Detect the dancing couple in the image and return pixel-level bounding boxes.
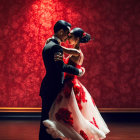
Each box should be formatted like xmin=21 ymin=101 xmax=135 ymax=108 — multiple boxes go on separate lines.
xmin=39 ymin=20 xmax=110 ymax=140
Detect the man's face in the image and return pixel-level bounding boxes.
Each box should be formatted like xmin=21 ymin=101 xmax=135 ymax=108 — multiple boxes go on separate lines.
xmin=61 ymin=29 xmax=70 ymax=42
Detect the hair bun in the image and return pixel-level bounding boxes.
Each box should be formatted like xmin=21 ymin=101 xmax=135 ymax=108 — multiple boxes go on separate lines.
xmin=80 ymin=33 xmax=91 ymax=43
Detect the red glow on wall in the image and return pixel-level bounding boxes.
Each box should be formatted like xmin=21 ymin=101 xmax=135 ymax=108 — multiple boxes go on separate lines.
xmin=0 ymin=0 xmax=139 ymax=108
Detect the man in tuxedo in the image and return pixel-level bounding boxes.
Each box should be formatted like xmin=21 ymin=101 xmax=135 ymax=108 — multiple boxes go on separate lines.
xmin=39 ymin=20 xmax=84 ymax=140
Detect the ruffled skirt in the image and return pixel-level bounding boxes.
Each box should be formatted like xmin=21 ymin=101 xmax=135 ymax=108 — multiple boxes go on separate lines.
xmin=43 ymin=79 xmax=110 ymax=140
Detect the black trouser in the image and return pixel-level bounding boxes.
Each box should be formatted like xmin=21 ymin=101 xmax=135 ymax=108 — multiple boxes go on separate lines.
xmin=39 ymin=96 xmax=61 ymax=140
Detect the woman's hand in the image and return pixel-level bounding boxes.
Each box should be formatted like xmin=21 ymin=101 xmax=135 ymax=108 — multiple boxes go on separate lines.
xmin=54 ymin=52 xmax=63 ymax=61
xmin=46 ymin=38 xmax=52 ymax=44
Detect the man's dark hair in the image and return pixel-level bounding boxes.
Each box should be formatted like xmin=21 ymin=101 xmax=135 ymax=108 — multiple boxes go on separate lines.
xmin=54 ymin=20 xmax=71 ymax=34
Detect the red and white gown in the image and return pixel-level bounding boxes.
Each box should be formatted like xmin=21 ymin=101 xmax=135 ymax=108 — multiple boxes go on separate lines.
xmin=43 ymin=58 xmax=110 ymax=140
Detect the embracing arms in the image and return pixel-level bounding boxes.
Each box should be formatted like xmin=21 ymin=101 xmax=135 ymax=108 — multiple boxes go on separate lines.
xmin=53 ymin=45 xmax=84 ymax=76
xmin=61 ymin=46 xmax=80 ymax=56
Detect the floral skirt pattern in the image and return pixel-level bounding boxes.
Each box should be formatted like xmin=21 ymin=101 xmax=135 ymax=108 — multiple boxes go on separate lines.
xmin=43 ymin=78 xmax=110 ymax=140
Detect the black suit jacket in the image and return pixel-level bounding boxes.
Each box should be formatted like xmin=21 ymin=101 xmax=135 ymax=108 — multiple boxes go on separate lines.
xmin=39 ymin=39 xmax=80 ymax=100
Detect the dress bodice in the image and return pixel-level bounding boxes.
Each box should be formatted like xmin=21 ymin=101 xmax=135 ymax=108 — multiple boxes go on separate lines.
xmin=63 ymin=57 xmax=81 ymax=80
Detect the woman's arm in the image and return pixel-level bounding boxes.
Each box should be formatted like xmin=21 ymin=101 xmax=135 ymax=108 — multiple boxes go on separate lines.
xmin=61 ymin=46 xmax=80 ymax=56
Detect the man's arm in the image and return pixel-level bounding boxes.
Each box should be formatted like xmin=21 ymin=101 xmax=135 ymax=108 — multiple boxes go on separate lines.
xmin=53 ymin=45 xmax=83 ymax=76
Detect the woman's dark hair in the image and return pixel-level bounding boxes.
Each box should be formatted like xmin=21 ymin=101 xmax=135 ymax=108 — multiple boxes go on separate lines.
xmin=70 ymin=28 xmax=91 ymax=43
xmin=54 ymin=20 xmax=71 ymax=33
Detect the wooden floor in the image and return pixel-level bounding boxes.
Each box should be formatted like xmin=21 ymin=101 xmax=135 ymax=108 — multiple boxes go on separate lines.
xmin=0 ymin=120 xmax=140 ymax=140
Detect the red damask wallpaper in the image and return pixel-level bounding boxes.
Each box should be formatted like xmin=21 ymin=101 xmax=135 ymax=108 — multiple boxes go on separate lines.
xmin=0 ymin=0 xmax=140 ymax=108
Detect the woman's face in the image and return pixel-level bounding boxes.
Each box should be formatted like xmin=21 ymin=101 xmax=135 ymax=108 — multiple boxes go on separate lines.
xmin=68 ymin=33 xmax=79 ymax=46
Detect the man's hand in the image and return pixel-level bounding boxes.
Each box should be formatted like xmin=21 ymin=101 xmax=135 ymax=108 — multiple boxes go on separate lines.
xmin=54 ymin=52 xmax=63 ymax=61
xmin=78 ymin=67 xmax=85 ymax=77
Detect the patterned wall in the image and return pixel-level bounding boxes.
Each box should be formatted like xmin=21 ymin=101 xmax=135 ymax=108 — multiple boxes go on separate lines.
xmin=0 ymin=0 xmax=140 ymax=108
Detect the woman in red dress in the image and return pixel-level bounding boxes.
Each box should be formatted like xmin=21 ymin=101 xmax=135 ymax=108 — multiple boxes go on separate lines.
xmin=43 ymin=28 xmax=110 ymax=140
